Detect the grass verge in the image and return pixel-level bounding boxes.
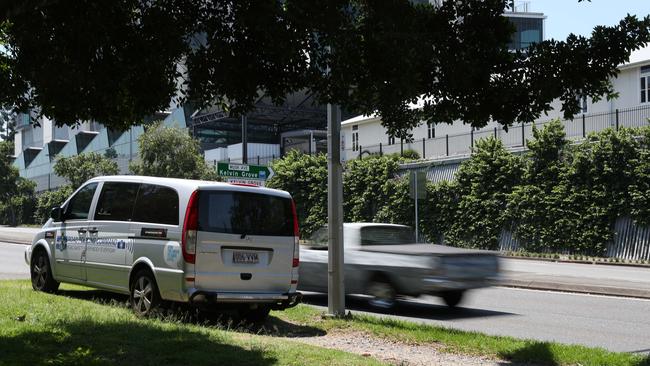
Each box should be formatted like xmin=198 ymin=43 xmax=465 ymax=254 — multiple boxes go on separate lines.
xmin=0 ymin=280 xmax=382 ymax=366
xmin=274 ymin=304 xmax=650 ymax=366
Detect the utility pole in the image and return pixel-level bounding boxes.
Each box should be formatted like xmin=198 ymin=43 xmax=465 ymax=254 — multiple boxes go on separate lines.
xmin=327 ymin=103 xmax=345 ymax=317
xmin=241 ymin=115 xmax=248 ymax=164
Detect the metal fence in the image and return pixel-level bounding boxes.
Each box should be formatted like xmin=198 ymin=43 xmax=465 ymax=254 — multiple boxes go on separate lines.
xmin=498 ymin=218 xmax=650 ymax=261
xmin=347 ymin=104 xmax=650 ymax=161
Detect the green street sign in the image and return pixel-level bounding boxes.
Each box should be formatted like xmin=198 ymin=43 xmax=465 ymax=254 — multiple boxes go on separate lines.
xmin=217 ymin=162 xmax=275 ymax=181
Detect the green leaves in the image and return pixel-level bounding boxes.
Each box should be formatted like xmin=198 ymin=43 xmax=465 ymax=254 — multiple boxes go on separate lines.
xmin=0 ymin=140 xmax=36 ymax=225
xmin=2 ymin=1 xmax=649 ymax=136
xmin=129 ymin=123 xmax=217 ymax=181
xmin=54 ymin=153 xmax=119 ymax=189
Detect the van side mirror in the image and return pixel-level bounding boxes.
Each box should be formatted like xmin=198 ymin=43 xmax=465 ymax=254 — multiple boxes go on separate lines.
xmin=50 ymin=207 xmax=64 ymax=222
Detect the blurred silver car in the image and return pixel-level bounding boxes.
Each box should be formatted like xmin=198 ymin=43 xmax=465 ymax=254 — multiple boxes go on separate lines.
xmin=298 ymin=223 xmax=500 ymax=309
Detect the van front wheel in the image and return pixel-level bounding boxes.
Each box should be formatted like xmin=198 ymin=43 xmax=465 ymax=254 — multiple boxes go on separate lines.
xmin=130 ymin=270 xmax=161 ymax=317
xmin=30 ymin=249 xmax=59 ymax=293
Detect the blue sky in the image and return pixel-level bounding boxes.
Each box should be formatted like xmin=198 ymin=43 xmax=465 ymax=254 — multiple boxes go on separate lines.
xmin=528 ymin=0 xmax=650 ymax=40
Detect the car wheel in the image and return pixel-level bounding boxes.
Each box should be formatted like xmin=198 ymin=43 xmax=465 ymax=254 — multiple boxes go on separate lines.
xmin=30 ymin=249 xmax=59 ymax=293
xmin=239 ymin=305 xmax=271 ymax=324
xmin=441 ymin=290 xmax=464 ymax=308
xmin=130 ymin=270 xmax=161 ymax=317
xmin=366 ymin=278 xmax=397 ymax=310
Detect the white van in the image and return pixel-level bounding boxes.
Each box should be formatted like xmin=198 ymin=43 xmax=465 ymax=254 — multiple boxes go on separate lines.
xmin=25 ymin=176 xmax=301 ymax=320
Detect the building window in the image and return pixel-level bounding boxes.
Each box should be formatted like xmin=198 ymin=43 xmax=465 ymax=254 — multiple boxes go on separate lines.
xmin=576 ymin=95 xmax=588 ymax=114
xmin=641 ymin=66 xmax=650 ymax=104
xmin=388 ymin=135 xmax=395 ymax=146
xmin=352 ymin=125 xmax=359 ymax=151
xmin=427 ymin=122 xmax=435 ymax=139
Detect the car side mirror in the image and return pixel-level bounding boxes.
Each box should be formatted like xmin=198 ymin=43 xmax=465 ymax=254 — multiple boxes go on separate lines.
xmin=50 ymin=207 xmax=64 ymax=222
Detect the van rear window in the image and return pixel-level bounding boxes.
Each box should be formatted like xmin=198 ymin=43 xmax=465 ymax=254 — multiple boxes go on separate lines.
xmin=198 ymin=191 xmax=294 ymax=237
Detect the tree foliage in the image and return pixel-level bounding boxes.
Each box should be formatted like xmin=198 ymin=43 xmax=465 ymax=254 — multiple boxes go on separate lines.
xmin=33 ymin=185 xmax=74 ymax=224
xmin=630 ymin=128 xmax=650 ymax=226
xmin=0 ymin=140 xmax=35 ymax=225
xmin=506 ymin=120 xmax=570 ymax=252
xmin=53 ymin=152 xmax=119 ymax=189
xmin=445 ymin=137 xmax=524 ymax=249
xmin=130 ymin=123 xmax=217 ymax=180
xmin=344 ymin=155 xmax=403 ymax=222
xmin=1 ymin=1 xmax=649 ymax=137
xmin=267 ymin=151 xmax=328 ymax=237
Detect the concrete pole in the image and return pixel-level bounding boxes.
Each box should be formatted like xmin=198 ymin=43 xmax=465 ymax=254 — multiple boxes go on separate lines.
xmin=327 ymin=103 xmax=345 ymax=317
xmin=242 ymin=115 xmax=248 ymax=164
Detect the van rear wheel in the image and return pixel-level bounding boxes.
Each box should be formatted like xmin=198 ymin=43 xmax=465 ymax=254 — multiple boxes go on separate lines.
xmin=130 ymin=270 xmax=161 ymax=317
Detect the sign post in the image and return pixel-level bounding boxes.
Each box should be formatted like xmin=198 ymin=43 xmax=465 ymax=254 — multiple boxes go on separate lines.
xmin=409 ymin=171 xmax=427 ymax=243
xmin=216 ymin=162 xmax=274 ymax=186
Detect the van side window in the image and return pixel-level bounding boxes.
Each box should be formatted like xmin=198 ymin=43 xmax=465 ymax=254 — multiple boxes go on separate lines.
xmin=64 ymin=183 xmax=98 ymax=220
xmin=132 ymin=184 xmax=179 ymax=225
xmin=95 ymin=182 xmax=140 ymax=221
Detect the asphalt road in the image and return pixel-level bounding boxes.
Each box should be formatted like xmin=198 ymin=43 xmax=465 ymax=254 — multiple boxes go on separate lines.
xmin=2 ymin=241 xmax=649 ymax=354
xmin=501 ymin=257 xmax=650 ymax=284
xmin=301 ymin=289 xmax=650 ymax=354
xmin=0 ymin=242 xmax=29 ymax=280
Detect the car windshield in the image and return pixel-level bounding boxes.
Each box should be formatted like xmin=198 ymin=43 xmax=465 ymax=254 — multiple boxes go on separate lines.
xmin=360 ymin=226 xmax=415 ymax=245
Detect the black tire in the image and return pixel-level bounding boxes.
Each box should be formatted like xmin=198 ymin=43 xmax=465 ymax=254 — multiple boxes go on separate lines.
xmin=130 ymin=270 xmax=161 ymax=317
xmin=441 ymin=290 xmax=465 ymax=308
xmin=366 ymin=276 xmax=397 ymax=311
xmin=239 ymin=305 xmax=271 ymax=324
xmin=30 ymin=249 xmax=59 ymax=293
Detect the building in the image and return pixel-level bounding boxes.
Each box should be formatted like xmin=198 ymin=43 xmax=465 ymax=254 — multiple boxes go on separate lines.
xmin=11 ymin=108 xmax=188 ymax=192
xmin=340 ymin=6 xmax=650 ymax=162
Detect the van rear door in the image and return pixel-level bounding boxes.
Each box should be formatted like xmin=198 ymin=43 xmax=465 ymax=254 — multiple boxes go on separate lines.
xmin=194 ymin=189 xmax=296 ymax=294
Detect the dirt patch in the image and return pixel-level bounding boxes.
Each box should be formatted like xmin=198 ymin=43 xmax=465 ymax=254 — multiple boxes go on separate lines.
xmin=288 ymin=329 xmax=511 ymax=366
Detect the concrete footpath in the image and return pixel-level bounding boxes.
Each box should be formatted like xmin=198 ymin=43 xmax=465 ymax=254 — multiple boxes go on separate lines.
xmin=2 ymin=226 xmax=650 ymax=299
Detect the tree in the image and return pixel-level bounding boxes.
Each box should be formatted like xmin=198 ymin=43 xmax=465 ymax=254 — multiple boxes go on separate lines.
xmin=33 ymin=186 xmax=74 ymax=224
xmin=54 ymin=152 xmax=119 ymax=189
xmin=344 ymin=155 xmax=402 ymax=222
xmin=0 ymin=140 xmax=35 ymax=225
xmin=1 ymin=1 xmax=649 ymax=137
xmin=267 ymin=151 xmax=328 ymax=237
xmin=129 ymin=123 xmax=218 ymax=180
xmin=0 ymin=108 xmax=16 ymax=141
xmin=506 ymin=120 xmax=570 ymax=252
xmin=446 ymin=137 xmax=524 ymax=249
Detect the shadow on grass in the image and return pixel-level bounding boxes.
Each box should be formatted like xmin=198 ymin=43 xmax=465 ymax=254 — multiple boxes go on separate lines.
xmin=497 ymin=342 xmax=650 ymax=366
xmin=56 ymin=288 xmax=326 ymax=338
xmin=499 ymin=342 xmax=559 ymax=366
xmin=301 ymin=293 xmax=515 ymax=321
xmin=0 ymin=319 xmax=277 ymax=366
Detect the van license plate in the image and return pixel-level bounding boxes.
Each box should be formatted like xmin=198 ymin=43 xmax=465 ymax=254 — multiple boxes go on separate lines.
xmin=233 ymin=251 xmax=259 ymax=264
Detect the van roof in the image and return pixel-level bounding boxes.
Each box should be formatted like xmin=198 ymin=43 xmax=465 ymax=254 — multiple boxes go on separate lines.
xmin=86 ymin=175 xmax=291 ymax=199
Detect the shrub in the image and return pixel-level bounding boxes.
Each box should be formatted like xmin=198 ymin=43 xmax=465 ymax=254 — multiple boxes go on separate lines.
xmin=34 ymin=186 xmax=75 ymax=224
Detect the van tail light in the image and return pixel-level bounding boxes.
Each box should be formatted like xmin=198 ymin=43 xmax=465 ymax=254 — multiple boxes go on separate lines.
xmin=291 ymin=199 xmax=300 ymax=268
xmin=182 ymin=190 xmax=199 ymax=264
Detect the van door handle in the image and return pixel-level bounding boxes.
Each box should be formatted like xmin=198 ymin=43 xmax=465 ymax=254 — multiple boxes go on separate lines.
xmin=88 ymin=228 xmax=98 ymax=234
xmin=77 ymin=229 xmax=87 ymax=234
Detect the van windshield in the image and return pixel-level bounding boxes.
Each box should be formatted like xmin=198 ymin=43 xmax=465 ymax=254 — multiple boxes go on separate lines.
xmin=198 ymin=191 xmax=294 ymax=237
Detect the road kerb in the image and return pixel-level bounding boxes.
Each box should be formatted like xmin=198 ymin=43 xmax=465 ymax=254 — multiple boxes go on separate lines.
xmin=499 ymin=278 xmax=650 ymax=300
